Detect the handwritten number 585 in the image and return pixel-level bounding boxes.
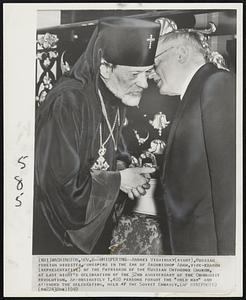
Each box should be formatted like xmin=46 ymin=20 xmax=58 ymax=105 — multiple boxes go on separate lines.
xmin=15 ymin=156 xmax=28 ymax=208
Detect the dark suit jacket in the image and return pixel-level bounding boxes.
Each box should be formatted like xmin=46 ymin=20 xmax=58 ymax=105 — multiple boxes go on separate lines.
xmin=160 ymin=63 xmax=236 ymax=255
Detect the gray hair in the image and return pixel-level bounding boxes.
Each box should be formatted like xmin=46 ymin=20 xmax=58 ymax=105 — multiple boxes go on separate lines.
xmin=159 ymin=30 xmax=207 ymax=58
xmin=158 ymin=30 xmax=229 ymax=70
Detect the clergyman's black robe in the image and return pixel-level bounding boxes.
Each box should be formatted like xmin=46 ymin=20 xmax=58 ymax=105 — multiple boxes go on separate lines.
xmin=33 ymin=77 xmax=128 ymax=254
xmin=33 ymin=26 xmax=129 ymax=254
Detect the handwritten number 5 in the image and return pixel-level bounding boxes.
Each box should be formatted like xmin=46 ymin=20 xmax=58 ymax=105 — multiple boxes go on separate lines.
xmin=15 ymin=193 xmax=23 ymax=207
xmin=18 ymin=156 xmax=28 ymax=169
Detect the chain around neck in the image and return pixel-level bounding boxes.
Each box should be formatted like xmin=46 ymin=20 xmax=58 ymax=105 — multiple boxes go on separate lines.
xmin=98 ymin=89 xmax=120 ymax=151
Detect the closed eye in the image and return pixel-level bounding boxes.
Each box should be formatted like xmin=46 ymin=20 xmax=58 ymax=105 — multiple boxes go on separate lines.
xmin=132 ymin=69 xmax=154 ymax=77
xmin=131 ymin=72 xmax=141 ymax=77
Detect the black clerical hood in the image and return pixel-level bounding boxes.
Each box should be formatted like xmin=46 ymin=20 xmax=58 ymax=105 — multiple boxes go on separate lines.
xmin=98 ymin=17 xmax=160 ymax=66
xmin=69 ymin=17 xmax=160 ymax=86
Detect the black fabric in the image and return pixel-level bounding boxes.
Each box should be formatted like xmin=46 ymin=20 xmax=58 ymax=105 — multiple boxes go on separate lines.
xmin=160 ymin=63 xmax=236 ymax=255
xmin=98 ymin=17 xmax=160 ymax=66
xmin=33 ymin=21 xmax=130 ymax=254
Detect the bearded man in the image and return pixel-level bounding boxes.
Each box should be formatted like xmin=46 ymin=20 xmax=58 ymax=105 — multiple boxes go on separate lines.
xmin=33 ymin=17 xmax=160 ymax=254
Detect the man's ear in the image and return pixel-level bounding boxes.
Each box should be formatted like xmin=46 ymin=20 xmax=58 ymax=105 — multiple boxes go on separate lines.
xmin=100 ymin=63 xmax=112 ymax=79
xmin=176 ymin=45 xmax=189 ymax=64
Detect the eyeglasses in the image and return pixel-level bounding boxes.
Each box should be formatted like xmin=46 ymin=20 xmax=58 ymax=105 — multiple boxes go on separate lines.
xmin=155 ymin=46 xmax=175 ymax=59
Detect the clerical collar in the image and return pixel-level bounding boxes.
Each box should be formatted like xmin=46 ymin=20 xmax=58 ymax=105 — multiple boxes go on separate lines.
xmin=98 ymin=77 xmax=123 ymax=107
xmin=180 ymin=62 xmax=206 ymax=100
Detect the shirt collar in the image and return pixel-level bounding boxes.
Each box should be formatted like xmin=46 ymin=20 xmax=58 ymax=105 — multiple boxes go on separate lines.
xmin=180 ymin=63 xmax=206 ymax=100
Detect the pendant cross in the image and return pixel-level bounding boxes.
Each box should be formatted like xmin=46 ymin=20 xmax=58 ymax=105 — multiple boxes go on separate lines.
xmin=147 ymin=34 xmax=155 ymax=49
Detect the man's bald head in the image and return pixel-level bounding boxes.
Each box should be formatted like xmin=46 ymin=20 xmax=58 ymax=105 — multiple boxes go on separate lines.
xmin=153 ymin=31 xmax=207 ymax=96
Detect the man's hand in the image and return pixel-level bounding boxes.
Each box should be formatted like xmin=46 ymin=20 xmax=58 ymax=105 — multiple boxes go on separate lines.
xmin=120 ymin=167 xmax=155 ymax=200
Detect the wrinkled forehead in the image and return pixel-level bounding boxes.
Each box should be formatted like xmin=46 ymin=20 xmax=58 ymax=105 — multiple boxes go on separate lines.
xmin=116 ymin=65 xmax=154 ymax=72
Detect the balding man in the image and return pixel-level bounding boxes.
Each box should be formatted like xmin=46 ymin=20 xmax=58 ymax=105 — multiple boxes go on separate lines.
xmin=151 ymin=28 xmax=236 ymax=255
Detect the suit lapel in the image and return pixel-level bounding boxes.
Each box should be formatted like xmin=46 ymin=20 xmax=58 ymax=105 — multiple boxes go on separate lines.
xmin=160 ymin=93 xmax=189 ymax=182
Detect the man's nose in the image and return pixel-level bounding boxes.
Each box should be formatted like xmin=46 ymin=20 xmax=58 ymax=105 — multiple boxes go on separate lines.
xmin=136 ymin=72 xmax=148 ymax=89
xmin=148 ymin=69 xmax=160 ymax=81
